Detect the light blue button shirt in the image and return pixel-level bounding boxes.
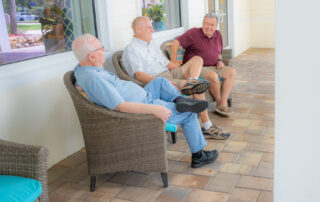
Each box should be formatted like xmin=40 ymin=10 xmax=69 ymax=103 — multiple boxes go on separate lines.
xmin=122 ymin=37 xmax=170 ymax=77
xmin=74 ymin=65 xmax=147 ymax=110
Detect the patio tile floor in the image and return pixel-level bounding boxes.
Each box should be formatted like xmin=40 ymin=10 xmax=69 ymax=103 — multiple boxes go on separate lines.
xmin=48 ymin=48 xmax=274 ymax=201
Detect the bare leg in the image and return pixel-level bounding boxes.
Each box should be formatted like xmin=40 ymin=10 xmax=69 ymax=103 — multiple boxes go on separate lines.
xmin=180 ymin=56 xmax=203 ymax=79
xmin=193 ymin=93 xmax=209 ymax=123
xmin=220 ymin=68 xmax=236 ymax=107
xmin=204 ymin=71 xmax=221 ymax=104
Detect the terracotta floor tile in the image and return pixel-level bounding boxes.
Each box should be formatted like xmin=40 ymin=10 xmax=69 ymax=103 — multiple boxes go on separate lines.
xmin=52 ymin=182 xmax=90 ymax=200
xmin=232 ymin=119 xmax=252 ymax=127
xmin=261 ymin=152 xmax=274 ymax=162
xmin=237 ymin=176 xmax=273 ymax=191
xmin=219 ymin=163 xmax=256 ymax=175
xmin=223 ymin=141 xmax=247 ymax=153
xmin=254 ymin=161 xmax=274 ymax=178
xmin=85 ymin=182 xmax=124 ymax=201
xmin=168 ymin=160 xmax=193 ymax=173
xmin=79 ymin=173 xmax=111 ymax=187
xmin=204 ymin=141 xmax=226 ymax=151
xmin=108 ymin=172 xmax=150 ymax=186
xmin=228 ymin=188 xmax=260 ymax=202
xmin=167 ymin=150 xmax=184 ymax=160
xmin=231 ymin=134 xmax=260 ymax=143
xmin=236 ymin=151 xmax=263 ymax=166
xmin=111 ymin=199 xmax=132 ymax=202
xmin=257 ymin=191 xmax=273 ymax=202
xmin=216 ymin=152 xmax=239 ymax=163
xmin=48 ymin=165 xmax=70 ymax=184
xmin=206 ymin=173 xmax=240 ymax=193
xmin=190 ymin=161 xmax=221 ymax=177
xmin=142 ymin=172 xmax=175 ymax=189
xmin=246 ymin=143 xmax=274 ymax=152
xmin=171 ymin=174 xmax=210 ymax=189
xmin=184 ymin=189 xmax=229 ymax=202
xmin=115 ymin=186 xmax=162 ymax=202
xmin=61 ymin=163 xmax=88 ymax=183
xmin=259 ymin=133 xmax=275 ymax=145
xmin=154 ymin=186 xmax=191 ymax=202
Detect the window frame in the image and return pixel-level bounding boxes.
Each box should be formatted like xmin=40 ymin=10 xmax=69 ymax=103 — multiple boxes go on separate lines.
xmin=0 ymin=0 xmax=113 ymax=90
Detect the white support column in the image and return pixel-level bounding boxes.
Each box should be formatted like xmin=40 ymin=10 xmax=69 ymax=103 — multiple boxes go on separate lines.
xmin=0 ymin=0 xmax=10 ymax=51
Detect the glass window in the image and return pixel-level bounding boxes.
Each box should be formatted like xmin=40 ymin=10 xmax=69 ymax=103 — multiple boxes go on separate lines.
xmin=141 ymin=0 xmax=181 ymax=32
xmin=0 ymin=0 xmax=97 ymax=65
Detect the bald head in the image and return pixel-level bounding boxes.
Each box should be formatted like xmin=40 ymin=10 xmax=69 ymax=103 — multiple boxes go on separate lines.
xmin=72 ymin=34 xmax=105 ymax=67
xmin=131 ymin=16 xmax=154 ymax=43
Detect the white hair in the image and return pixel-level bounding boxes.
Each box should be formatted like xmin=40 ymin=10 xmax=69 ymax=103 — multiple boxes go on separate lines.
xmin=203 ymin=12 xmax=219 ymax=23
xmin=72 ymin=34 xmax=97 ymax=62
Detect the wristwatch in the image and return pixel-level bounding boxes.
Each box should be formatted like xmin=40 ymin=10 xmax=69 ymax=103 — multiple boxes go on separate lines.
xmin=217 ymin=58 xmax=222 ymax=62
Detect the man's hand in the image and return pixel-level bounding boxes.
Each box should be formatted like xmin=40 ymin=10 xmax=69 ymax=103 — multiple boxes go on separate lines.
xmin=152 ymin=105 xmax=172 ymax=123
xmin=217 ymin=61 xmax=225 ymax=69
xmin=167 ymin=61 xmax=180 ymax=70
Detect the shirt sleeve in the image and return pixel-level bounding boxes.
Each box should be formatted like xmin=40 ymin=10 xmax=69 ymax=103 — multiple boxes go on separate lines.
xmin=122 ymin=46 xmax=144 ymax=78
xmin=84 ymin=76 xmax=124 ymax=110
xmin=218 ymin=31 xmax=223 ymax=54
xmin=177 ymin=28 xmax=196 ymax=49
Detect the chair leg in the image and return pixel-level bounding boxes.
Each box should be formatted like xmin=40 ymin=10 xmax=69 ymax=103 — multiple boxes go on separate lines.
xmin=227 ymin=98 xmax=232 ymax=107
xmin=90 ymin=175 xmax=96 ymax=192
xmin=171 ymin=132 xmax=177 ymax=144
xmin=161 ymin=172 xmax=168 ymax=187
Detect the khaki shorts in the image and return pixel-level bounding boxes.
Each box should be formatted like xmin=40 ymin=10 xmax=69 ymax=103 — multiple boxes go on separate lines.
xmin=156 ymin=68 xmax=185 ymax=87
xmin=200 ymin=66 xmax=231 ymax=79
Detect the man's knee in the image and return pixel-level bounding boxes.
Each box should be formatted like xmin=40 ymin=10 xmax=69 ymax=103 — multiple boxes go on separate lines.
xmin=205 ymin=71 xmax=219 ymax=84
xmin=191 ymin=56 xmax=203 ymax=66
xmin=224 ymin=68 xmax=236 ymax=80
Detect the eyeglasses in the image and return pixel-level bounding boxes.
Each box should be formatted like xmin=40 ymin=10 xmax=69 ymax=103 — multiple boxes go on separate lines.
xmin=90 ymin=46 xmax=106 ymax=54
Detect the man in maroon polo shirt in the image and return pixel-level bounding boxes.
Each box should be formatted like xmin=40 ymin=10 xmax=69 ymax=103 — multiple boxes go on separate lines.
xmin=170 ymin=13 xmax=236 ymax=118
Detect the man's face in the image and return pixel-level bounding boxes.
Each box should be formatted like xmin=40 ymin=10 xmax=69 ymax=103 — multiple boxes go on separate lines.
xmin=202 ymin=17 xmax=217 ymax=38
xmin=88 ymin=39 xmax=105 ymax=67
xmin=136 ymin=19 xmax=154 ymax=43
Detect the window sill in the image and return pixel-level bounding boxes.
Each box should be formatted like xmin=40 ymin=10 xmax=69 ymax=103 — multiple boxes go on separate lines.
xmin=152 ymin=27 xmax=185 ymax=39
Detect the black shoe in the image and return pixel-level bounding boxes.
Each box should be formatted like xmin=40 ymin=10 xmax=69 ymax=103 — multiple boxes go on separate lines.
xmin=191 ymin=150 xmax=219 ymax=168
xmin=181 ymin=79 xmax=209 ymax=96
xmin=174 ymin=96 xmax=208 ymax=113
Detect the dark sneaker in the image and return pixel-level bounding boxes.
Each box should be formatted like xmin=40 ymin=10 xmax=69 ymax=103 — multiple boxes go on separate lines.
xmin=202 ymin=125 xmax=231 ymax=140
xmin=215 ymin=105 xmax=233 ymax=117
xmin=191 ymin=150 xmax=219 ymax=168
xmin=181 ymin=79 xmax=209 ymax=96
xmin=174 ymin=96 xmax=208 ymax=113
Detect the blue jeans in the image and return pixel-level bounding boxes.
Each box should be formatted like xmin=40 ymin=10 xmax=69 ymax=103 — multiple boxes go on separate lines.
xmin=144 ymin=77 xmax=207 ymax=153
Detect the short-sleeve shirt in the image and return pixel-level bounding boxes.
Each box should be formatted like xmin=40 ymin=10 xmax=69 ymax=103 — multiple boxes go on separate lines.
xmin=74 ymin=65 xmax=147 ymax=110
xmin=177 ymin=28 xmax=223 ymax=66
xmin=122 ymin=37 xmax=169 ymax=77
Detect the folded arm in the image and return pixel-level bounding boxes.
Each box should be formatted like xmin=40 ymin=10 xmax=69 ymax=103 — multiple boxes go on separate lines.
xmin=115 ymin=102 xmax=172 ymax=123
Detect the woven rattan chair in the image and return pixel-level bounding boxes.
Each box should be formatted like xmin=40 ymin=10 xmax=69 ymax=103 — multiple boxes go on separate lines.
xmin=0 ymin=139 xmax=49 ymax=202
xmin=112 ymin=50 xmax=178 ymax=143
xmin=63 ymin=71 xmax=168 ymax=192
xmin=160 ymin=39 xmax=233 ymax=108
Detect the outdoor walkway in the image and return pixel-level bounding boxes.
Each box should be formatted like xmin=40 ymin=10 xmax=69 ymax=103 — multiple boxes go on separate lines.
xmin=48 ymin=48 xmax=275 ymax=202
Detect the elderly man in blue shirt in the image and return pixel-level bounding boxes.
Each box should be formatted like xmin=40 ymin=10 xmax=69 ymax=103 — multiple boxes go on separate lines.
xmin=71 ymin=34 xmax=219 ymax=168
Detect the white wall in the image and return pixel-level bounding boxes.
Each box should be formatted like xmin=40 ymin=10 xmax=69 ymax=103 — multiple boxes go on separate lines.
xmin=233 ymin=0 xmax=251 ymax=56
xmin=275 ymin=0 xmax=320 ymax=201
xmin=232 ymin=0 xmax=274 ymax=56
xmin=251 ymin=0 xmax=274 ymax=48
xmin=188 ymin=0 xmax=207 ymax=28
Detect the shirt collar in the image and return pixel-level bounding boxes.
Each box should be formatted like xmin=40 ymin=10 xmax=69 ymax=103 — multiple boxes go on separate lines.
xmin=200 ymin=28 xmax=217 ymax=39
xmin=74 ymin=64 xmax=104 ymax=74
xmin=133 ymin=37 xmax=150 ymax=47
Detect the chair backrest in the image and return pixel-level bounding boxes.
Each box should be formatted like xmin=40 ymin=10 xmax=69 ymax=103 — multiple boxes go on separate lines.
xmin=112 ymin=50 xmax=144 ymax=86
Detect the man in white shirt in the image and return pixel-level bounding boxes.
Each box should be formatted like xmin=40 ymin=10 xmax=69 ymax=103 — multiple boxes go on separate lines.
xmin=122 ymin=16 xmax=230 ymax=140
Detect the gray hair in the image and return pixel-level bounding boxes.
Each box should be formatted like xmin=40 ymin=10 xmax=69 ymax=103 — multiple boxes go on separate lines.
xmin=72 ymin=34 xmax=97 ymax=62
xmin=203 ymin=12 xmax=218 ymax=23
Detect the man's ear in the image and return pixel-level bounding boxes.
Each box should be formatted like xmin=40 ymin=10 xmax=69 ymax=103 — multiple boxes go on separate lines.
xmin=87 ymin=53 xmax=94 ymax=63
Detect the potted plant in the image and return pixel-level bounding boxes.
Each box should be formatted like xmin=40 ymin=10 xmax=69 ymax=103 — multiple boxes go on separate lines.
xmin=143 ymin=2 xmax=166 ymax=31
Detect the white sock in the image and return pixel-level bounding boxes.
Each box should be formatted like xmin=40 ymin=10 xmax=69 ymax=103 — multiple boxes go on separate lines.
xmin=188 ymin=77 xmax=197 ymax=82
xmin=203 ymin=121 xmax=212 ymax=130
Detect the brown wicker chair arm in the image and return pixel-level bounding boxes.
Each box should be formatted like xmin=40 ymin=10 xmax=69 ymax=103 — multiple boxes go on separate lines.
xmin=0 ymin=139 xmax=49 ymax=202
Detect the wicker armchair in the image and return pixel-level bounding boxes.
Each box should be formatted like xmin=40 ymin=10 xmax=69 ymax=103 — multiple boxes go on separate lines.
xmin=0 ymin=139 xmax=49 ymax=202
xmin=160 ymin=39 xmax=233 ymax=108
xmin=63 ymin=71 xmax=168 ymax=192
